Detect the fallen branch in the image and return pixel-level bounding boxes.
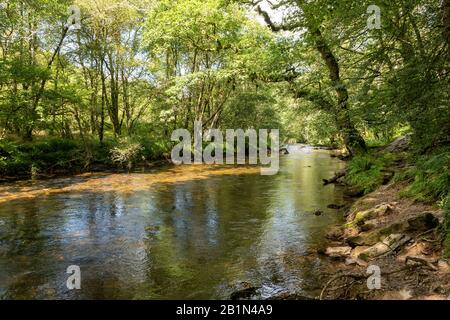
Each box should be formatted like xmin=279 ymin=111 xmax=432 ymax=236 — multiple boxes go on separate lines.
xmin=322 ymin=169 xmax=346 ymax=185
xmin=405 ymin=256 xmax=438 ymax=271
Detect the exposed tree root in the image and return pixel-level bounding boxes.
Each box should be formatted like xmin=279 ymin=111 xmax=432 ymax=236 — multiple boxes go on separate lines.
xmin=319 ymin=263 xmax=435 ymax=300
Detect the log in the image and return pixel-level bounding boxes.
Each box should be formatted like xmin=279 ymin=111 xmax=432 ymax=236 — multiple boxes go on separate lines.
xmin=323 ymin=169 xmax=346 ymax=185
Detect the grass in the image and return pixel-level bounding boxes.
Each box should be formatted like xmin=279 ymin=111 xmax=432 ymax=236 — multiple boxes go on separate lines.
xmin=394 ymin=151 xmax=449 ymax=203
xmin=345 ymin=152 xmax=396 ymax=195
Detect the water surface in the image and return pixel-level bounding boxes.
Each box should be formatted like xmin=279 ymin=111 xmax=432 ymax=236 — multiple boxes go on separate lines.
xmin=0 ymin=148 xmax=346 ymax=299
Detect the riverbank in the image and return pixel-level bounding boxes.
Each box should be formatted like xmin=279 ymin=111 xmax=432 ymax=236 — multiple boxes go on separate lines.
xmin=320 ymin=138 xmax=449 ymax=300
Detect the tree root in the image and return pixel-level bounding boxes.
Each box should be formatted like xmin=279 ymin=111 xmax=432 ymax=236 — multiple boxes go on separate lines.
xmin=405 ymin=256 xmax=438 ymax=271
xmin=319 ymin=262 xmax=435 ymax=300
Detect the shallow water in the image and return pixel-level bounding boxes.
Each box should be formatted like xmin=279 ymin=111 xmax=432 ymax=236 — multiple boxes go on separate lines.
xmin=0 ymin=149 xmax=346 ymax=299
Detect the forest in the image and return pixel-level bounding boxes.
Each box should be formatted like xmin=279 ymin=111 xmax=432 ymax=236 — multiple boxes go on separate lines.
xmin=0 ymin=0 xmax=449 ymax=300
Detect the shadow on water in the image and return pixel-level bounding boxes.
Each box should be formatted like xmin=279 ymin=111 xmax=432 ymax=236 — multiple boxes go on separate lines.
xmin=0 ymin=149 xmax=347 ymax=299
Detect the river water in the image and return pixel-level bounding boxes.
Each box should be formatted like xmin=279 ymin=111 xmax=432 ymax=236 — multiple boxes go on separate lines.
xmin=0 ymin=148 xmax=346 ymax=299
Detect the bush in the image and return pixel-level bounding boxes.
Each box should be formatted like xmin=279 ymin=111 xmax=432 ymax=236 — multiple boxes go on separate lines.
xmin=110 ymin=137 xmax=143 ymax=171
xmin=396 ymin=151 xmax=449 ymax=203
xmin=0 ymin=138 xmax=85 ymax=178
xmin=346 ymin=153 xmax=394 ymax=194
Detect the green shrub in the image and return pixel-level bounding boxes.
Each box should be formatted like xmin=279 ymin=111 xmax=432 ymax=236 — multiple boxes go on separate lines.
xmin=110 ymin=137 xmax=143 ymax=171
xmin=396 ymin=152 xmax=449 ymax=203
xmin=346 ymin=153 xmax=394 ymax=194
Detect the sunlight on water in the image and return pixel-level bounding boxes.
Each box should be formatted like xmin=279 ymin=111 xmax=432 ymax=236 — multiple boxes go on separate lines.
xmin=0 ymin=150 xmax=346 ymax=299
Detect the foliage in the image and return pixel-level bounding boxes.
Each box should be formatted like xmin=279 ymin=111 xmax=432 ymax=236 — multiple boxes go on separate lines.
xmin=346 ymin=152 xmax=395 ymax=195
xmin=395 ymin=151 xmax=450 ymax=203
xmin=110 ymin=137 xmax=144 ymax=170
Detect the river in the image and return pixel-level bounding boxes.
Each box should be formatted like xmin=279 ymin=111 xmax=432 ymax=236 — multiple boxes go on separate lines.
xmin=0 ymin=147 xmax=346 ymax=299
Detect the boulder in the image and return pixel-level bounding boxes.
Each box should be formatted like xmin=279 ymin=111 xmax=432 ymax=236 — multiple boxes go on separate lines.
xmin=406 ymin=212 xmax=439 ymax=231
xmin=358 ymin=234 xmax=410 ymax=261
xmin=358 ymin=242 xmax=391 ymax=261
xmin=351 ymin=203 xmax=393 ymax=226
xmin=360 ymin=219 xmax=378 ymax=232
xmin=384 ymin=134 xmax=411 ymax=153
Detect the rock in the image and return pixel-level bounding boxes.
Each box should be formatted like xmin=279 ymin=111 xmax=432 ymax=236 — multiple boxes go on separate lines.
xmin=358 ymin=242 xmax=391 ymax=261
xmin=346 ymin=235 xmax=367 ymax=247
xmin=358 ymin=234 xmax=410 ymax=261
xmin=437 ymin=260 xmax=449 ymax=273
xmin=267 ymin=292 xmax=314 ymax=300
xmin=406 ymin=212 xmax=439 ymax=231
xmin=382 ymin=289 xmax=413 ymax=300
xmin=313 ymin=210 xmax=323 ymax=216
xmin=230 ymin=282 xmax=261 ymax=300
xmin=326 ymin=227 xmax=344 ymax=241
xmin=384 ymin=134 xmax=411 ymax=153
xmin=325 ymin=246 xmax=352 ymax=259
xmin=386 ymin=234 xmax=411 ymax=251
xmin=345 ymin=218 xmax=416 ymax=247
xmin=382 ymin=233 xmax=405 ymax=247
xmin=360 ymin=219 xmax=378 ymax=232
xmin=352 ymin=203 xmax=393 ymax=226
xmin=344 ymin=188 xmax=364 ymax=198
xmin=345 ymin=257 xmax=357 ymax=265
xmin=344 ymin=257 xmax=368 ymax=267
xmin=322 ymin=169 xmax=346 ymax=185
xmin=327 ymin=204 xmax=345 ymax=210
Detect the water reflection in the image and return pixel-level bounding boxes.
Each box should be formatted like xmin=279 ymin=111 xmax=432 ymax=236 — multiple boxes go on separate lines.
xmin=0 ymin=150 xmax=346 ymax=299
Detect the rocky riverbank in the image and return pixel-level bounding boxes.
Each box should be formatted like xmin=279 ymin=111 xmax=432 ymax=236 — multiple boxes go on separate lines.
xmin=320 ymin=137 xmax=449 ymax=300
xmin=228 ymin=137 xmax=449 ymax=300
xmin=322 ymin=182 xmax=448 ymax=299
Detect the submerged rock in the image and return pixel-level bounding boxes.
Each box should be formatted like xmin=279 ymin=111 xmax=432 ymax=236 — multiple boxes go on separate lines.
xmin=229 ymin=282 xmax=261 ymax=300
xmin=327 ymin=204 xmax=345 ymax=210
xmin=313 ymin=210 xmax=323 ymax=216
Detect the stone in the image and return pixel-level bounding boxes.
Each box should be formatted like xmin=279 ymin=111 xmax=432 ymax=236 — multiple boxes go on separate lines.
xmin=345 ymin=257 xmax=368 ymax=267
xmin=406 ymin=212 xmax=439 ymax=231
xmin=358 ymin=234 xmax=410 ymax=261
xmin=326 ymin=227 xmax=344 ymax=241
xmin=360 ymin=219 xmax=378 ymax=232
xmin=327 ymin=204 xmax=345 ymax=210
xmin=437 ymin=260 xmax=449 ymax=273
xmin=345 ymin=221 xmax=408 ymax=247
xmin=352 ymin=203 xmax=393 ymax=226
xmin=382 ymin=233 xmax=404 ymax=247
xmin=229 ymin=282 xmax=261 ymax=300
xmin=325 ymin=246 xmax=352 ymax=259
xmin=384 ymin=134 xmax=411 ymax=153
xmin=358 ymin=242 xmax=391 ymax=261
xmin=313 ymin=210 xmax=323 ymax=216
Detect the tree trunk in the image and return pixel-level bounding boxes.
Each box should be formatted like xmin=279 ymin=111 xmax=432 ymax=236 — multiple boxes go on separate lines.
xmin=311 ymin=28 xmax=366 ymax=155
